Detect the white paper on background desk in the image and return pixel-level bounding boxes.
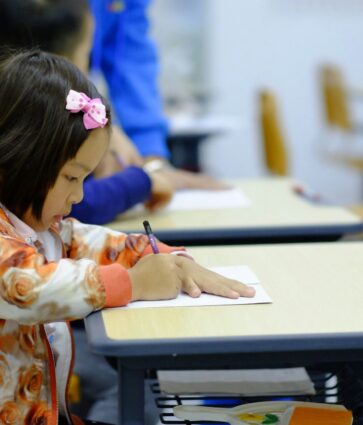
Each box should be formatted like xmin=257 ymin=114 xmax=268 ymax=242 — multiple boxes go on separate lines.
xmin=165 ymin=188 xmax=251 ymax=211
xmin=124 ymin=266 xmax=272 ymax=310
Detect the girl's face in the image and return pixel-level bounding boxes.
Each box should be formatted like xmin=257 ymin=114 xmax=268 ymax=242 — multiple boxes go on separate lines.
xmin=23 ymin=128 xmax=109 ymax=231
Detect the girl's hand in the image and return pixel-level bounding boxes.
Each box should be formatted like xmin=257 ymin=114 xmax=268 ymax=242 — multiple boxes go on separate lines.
xmin=175 ymin=256 xmax=256 ymax=299
xmin=128 ymin=254 xmax=182 ymax=301
xmin=144 ymin=171 xmax=175 ymax=211
xmin=128 ymin=254 xmax=255 ymax=302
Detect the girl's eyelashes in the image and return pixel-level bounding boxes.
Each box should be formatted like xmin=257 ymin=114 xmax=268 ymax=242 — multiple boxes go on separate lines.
xmin=64 ymin=171 xmax=92 ymax=183
xmin=65 ymin=175 xmax=79 ymax=183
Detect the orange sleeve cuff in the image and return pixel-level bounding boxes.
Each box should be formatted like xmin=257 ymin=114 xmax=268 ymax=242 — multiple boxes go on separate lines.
xmin=99 ymin=264 xmax=132 ymax=307
xmin=142 ymin=241 xmax=186 ymax=256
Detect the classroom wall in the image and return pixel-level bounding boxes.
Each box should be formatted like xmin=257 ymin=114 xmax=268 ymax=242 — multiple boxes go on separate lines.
xmin=151 ymin=0 xmax=363 ymax=205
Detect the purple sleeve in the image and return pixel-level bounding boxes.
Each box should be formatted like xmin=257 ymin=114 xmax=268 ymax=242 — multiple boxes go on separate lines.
xmin=69 ymin=166 xmax=152 ymax=225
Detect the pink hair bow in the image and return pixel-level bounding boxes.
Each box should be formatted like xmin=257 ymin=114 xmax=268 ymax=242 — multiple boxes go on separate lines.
xmin=65 ymin=89 xmax=108 ymax=130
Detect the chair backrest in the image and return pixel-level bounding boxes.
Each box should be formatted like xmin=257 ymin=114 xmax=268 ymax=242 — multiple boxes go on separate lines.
xmin=320 ymin=65 xmax=353 ymax=131
xmin=259 ymin=90 xmax=289 ymax=176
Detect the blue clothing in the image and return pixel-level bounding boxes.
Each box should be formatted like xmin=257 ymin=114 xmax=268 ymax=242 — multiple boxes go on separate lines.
xmin=90 ymin=0 xmax=170 ymax=158
xmin=70 ymin=166 xmax=151 ymax=224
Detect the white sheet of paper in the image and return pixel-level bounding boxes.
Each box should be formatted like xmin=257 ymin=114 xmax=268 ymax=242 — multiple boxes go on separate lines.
xmin=124 ymin=266 xmax=272 ymax=310
xmin=165 ymin=188 xmax=251 ymax=211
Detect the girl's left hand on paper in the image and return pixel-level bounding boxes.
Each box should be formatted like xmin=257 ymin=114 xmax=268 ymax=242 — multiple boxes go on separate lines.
xmin=144 ymin=171 xmax=175 ymax=211
xmin=128 ymin=254 xmax=255 ymax=302
xmin=175 ymin=256 xmax=256 ymax=299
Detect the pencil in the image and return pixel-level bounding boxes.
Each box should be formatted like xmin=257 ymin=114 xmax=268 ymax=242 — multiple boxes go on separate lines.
xmin=143 ymin=220 xmax=160 ymax=254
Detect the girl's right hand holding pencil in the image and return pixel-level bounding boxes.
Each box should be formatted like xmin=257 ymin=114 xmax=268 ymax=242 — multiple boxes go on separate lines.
xmin=128 ymin=254 xmax=256 ymax=302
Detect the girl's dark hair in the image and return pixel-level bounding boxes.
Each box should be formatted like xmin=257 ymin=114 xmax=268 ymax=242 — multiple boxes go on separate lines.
xmin=0 ymin=0 xmax=89 ymax=57
xmin=0 ymin=50 xmax=111 ymax=220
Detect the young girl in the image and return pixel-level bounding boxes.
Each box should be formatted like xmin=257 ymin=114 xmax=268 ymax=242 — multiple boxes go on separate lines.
xmin=0 ymin=50 xmax=255 ymax=425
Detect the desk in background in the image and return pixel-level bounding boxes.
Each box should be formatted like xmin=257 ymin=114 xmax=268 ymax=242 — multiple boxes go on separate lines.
xmin=167 ymin=114 xmax=241 ymax=171
xmin=85 ymin=242 xmax=363 ymax=425
xmin=108 ymin=178 xmax=363 ymax=245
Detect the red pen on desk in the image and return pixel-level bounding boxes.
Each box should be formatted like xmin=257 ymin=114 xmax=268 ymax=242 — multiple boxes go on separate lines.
xmin=143 ymin=220 xmax=160 ymax=254
xmin=292 ymin=182 xmax=321 ymax=203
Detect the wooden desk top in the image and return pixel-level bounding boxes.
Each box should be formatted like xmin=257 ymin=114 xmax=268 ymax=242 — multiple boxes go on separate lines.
xmin=97 ymin=242 xmax=363 ymax=346
xmin=107 ymin=179 xmax=361 ymax=243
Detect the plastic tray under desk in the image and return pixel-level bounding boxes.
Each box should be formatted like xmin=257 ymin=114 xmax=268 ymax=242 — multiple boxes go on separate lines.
xmin=149 ymin=365 xmax=363 ymax=425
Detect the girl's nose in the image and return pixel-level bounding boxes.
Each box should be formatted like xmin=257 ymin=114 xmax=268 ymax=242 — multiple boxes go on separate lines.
xmin=70 ymin=185 xmax=84 ymax=205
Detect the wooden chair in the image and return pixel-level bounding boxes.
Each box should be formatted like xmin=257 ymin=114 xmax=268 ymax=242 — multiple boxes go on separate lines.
xmin=68 ymin=373 xmax=81 ymax=404
xmin=319 ymin=64 xmax=363 ymax=171
xmin=319 ymin=65 xmax=353 ymax=132
xmin=258 ymin=90 xmax=289 ymax=176
xmin=66 ymin=375 xmax=112 ymax=424
xmin=319 ymin=66 xmax=363 ymax=221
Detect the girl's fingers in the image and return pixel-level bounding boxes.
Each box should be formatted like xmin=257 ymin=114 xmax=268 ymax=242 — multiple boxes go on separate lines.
xmin=199 ymin=273 xmax=256 ymax=299
xmin=182 ymin=277 xmax=202 ymax=298
xmin=203 ymin=280 xmax=240 ymax=299
xmin=175 ymin=256 xmax=256 ymax=299
xmin=226 ymin=279 xmax=256 ymax=298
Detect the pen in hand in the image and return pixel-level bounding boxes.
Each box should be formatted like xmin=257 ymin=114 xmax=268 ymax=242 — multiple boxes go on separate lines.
xmin=143 ymin=220 xmax=160 ymax=254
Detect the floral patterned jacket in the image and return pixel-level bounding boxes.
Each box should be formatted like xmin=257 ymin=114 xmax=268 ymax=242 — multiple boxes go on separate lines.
xmin=0 ymin=207 xmax=182 ymax=424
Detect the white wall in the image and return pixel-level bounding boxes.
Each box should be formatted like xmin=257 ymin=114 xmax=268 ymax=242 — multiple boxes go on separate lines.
xmin=151 ymin=0 xmax=363 ymax=204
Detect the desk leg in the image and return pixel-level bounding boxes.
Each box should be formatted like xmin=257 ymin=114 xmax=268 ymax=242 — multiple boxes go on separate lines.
xmin=168 ymin=136 xmax=202 ymax=172
xmin=117 ymin=360 xmax=145 ymax=425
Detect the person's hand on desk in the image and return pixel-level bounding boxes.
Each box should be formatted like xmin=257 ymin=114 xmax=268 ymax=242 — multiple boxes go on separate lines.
xmin=144 ymin=170 xmax=175 ymax=211
xmin=144 ymin=157 xmax=229 ymax=190
xmin=128 ymin=255 xmax=256 ymax=301
xmin=94 ymin=132 xmax=228 ymax=190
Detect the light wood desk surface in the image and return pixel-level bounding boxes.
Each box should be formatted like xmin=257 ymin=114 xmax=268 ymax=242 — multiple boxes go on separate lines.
xmin=107 ymin=178 xmax=362 ymax=245
xmin=88 ymin=241 xmax=363 ymax=355
xmin=85 ymin=242 xmax=363 ymax=425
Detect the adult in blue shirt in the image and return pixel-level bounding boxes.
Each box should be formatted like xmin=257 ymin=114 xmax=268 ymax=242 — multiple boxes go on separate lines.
xmin=90 ymin=0 xmax=225 ymax=190
xmin=91 ymin=0 xmax=169 ymax=159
